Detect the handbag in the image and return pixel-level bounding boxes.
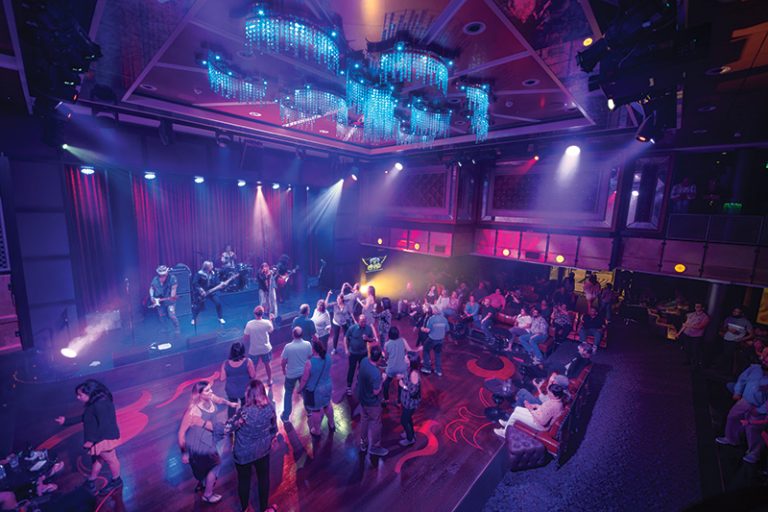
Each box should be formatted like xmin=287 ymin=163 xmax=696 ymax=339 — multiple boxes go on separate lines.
xmin=302 ymin=357 xmax=327 ymax=408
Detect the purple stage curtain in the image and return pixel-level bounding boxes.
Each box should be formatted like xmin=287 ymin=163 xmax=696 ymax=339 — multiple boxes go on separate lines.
xmin=131 ymin=176 xmax=293 ymax=289
xmin=65 ymin=166 xmax=119 ymax=313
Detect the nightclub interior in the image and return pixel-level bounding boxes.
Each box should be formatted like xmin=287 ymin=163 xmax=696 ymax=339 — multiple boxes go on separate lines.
xmin=1 ymin=1 xmax=768 ymax=511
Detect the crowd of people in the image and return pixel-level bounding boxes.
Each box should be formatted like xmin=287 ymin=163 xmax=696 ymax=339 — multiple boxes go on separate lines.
xmin=34 ymin=268 xmax=628 ymax=512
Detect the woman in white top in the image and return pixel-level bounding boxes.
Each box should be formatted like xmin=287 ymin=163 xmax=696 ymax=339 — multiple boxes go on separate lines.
xmin=358 ymin=285 xmax=377 ymax=338
xmin=311 ymin=291 xmax=333 ymax=347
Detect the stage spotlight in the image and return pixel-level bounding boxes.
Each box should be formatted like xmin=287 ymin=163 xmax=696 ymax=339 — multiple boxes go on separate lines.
xmin=287 ymin=184 xmax=292 ymax=191
xmin=674 ymin=263 xmax=686 ymax=273
xmin=413 ymin=243 xmax=421 ymax=250
xmin=471 ymin=158 xmax=476 ymax=165
xmin=394 ymin=162 xmax=403 ymax=171
xmin=533 ymin=155 xmax=540 ymax=161
xmin=61 ymin=347 xmax=78 ymax=358
xmin=457 ymin=161 xmax=463 ymax=167
xmin=194 ymin=176 xmax=205 ymax=184
xmin=583 ymin=37 xmax=593 ymax=47
xmin=607 ymin=98 xmax=616 ymax=111
xmin=502 ymin=248 xmax=511 ymax=257
xmin=377 ymin=238 xmax=383 ymax=245
xmin=237 ymin=179 xmax=246 ymax=187
xmin=272 ymin=183 xmax=280 ymax=190
xmin=555 ymin=254 xmax=565 ymax=264
xmin=144 ymin=171 xmax=157 ymax=180
xmin=61 ymin=143 xmax=69 ymax=149
xmin=635 ymin=110 xmax=660 ymax=143
xmin=79 ymin=166 xmax=95 ymax=175
xmin=565 ymin=145 xmax=581 ymax=156
xmin=350 ymin=174 xmax=358 ymax=181
xmin=631 ymin=190 xmax=640 ymax=197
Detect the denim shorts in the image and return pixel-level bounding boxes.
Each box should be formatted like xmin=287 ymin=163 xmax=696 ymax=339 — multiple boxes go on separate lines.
xmin=251 ymin=352 xmax=272 ymax=364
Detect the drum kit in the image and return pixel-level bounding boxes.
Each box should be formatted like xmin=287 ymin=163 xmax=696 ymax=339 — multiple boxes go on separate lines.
xmin=218 ymin=263 xmax=253 ymax=292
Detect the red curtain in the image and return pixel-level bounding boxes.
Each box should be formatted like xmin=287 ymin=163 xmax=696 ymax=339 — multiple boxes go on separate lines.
xmin=131 ymin=176 xmax=293 ymax=288
xmin=65 ymin=167 xmax=118 ymax=313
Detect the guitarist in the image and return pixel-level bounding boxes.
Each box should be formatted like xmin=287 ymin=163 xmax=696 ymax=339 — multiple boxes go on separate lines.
xmin=149 ymin=265 xmax=179 ymax=332
xmin=192 ymin=261 xmax=228 ymax=326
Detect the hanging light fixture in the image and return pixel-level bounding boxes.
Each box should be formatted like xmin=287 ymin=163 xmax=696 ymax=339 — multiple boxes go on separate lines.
xmin=464 ymin=84 xmax=490 ymax=142
xmin=407 ymin=99 xmax=451 ymax=146
xmin=379 ymin=42 xmax=449 ymax=93
xmin=245 ymin=8 xmax=340 ymax=74
xmin=362 ymin=85 xmax=399 ymax=144
xmin=206 ymin=52 xmax=268 ymax=103
xmin=280 ymin=85 xmax=348 ymax=136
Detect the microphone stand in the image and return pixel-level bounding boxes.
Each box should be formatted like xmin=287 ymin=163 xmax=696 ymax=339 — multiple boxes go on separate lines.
xmin=125 ymin=278 xmax=136 ymax=344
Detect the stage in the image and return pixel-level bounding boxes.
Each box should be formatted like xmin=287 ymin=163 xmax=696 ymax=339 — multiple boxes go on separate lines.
xmin=7 ymin=286 xmax=312 ymax=384
xmin=7 ymin=318 xmax=520 ymax=512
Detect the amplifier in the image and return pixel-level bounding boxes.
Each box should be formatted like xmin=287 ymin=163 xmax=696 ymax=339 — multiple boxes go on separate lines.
xmin=170 ymin=264 xmax=192 ymax=294
xmin=173 ymin=293 xmax=192 ymax=317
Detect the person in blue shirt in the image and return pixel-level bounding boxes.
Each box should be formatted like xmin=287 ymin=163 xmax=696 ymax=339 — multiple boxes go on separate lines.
xmin=422 ymin=306 xmax=449 ymax=376
xmin=716 ymin=347 xmax=768 ymax=463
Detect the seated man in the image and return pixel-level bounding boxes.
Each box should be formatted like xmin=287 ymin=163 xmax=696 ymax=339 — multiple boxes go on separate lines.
xmin=551 ymin=302 xmax=573 ymax=342
xmin=479 ymin=297 xmax=496 ymax=342
xmin=564 ymin=343 xmax=595 ymax=378
xmin=716 ymin=347 xmax=768 ymax=463
xmin=396 ymin=281 xmax=417 ymax=319
xmin=487 ymin=288 xmax=506 ymax=311
xmin=494 ymin=383 xmax=567 ymax=438
xmin=578 ymin=308 xmax=605 ymax=350
xmin=517 ymin=307 xmax=549 ymax=364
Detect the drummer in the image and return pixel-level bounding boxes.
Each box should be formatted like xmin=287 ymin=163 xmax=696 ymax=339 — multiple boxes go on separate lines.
xmin=221 ymin=244 xmax=236 ymax=269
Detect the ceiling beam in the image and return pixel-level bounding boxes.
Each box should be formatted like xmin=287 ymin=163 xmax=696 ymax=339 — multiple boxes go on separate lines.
xmin=421 ymin=0 xmax=467 ymax=45
xmin=495 ymin=88 xmax=562 ymax=96
xmin=3 ymin=0 xmax=32 ymax=114
xmin=492 ymin=113 xmax=541 ymax=123
xmin=121 ymin=0 xmax=209 ymax=102
xmin=484 ymin=0 xmax=595 ymax=126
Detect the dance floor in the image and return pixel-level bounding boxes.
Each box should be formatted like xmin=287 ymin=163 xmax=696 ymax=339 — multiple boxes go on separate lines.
xmin=10 ymin=325 xmax=518 ymax=511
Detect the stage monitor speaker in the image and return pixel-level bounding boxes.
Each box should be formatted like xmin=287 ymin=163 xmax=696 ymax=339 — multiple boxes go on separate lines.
xmin=113 ymin=345 xmax=150 ymax=367
xmin=174 ymin=293 xmax=192 ymax=317
xmin=187 ymin=331 xmax=218 ymax=350
xmin=170 ymin=264 xmax=192 ymax=294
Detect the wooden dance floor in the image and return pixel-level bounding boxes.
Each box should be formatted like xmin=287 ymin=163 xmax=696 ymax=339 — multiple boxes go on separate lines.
xmin=11 ymin=328 xmax=517 ymax=512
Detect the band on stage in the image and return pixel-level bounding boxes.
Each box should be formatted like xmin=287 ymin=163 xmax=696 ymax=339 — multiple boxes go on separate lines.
xmin=148 ymin=245 xmax=293 ymax=329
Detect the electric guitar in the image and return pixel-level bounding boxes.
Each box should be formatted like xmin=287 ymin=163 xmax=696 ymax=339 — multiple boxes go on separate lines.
xmin=306 ymin=259 xmax=326 ymax=289
xmin=194 ymin=273 xmax=240 ymax=303
xmin=148 ymin=296 xmax=177 ymax=309
xmin=276 ymin=267 xmax=299 ymax=287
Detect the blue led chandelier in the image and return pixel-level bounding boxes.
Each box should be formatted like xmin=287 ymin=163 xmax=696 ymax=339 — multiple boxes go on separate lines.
xmin=463 ymin=84 xmax=490 ymax=142
xmin=206 ymin=52 xmax=268 ymax=103
xmin=245 ymin=7 xmax=340 ymax=74
xmin=280 ymin=85 xmax=348 ymax=136
xmin=379 ymin=42 xmax=449 ymax=94
xmin=406 ymin=98 xmax=451 ymax=146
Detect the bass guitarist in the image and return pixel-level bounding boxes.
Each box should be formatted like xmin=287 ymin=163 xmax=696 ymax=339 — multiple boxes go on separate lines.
xmin=149 ymin=265 xmax=179 ymax=332
xmin=192 ymin=261 xmax=236 ymax=326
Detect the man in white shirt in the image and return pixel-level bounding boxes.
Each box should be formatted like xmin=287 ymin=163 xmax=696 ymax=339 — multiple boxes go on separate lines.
xmin=244 ymin=306 xmax=274 ymax=385
xmin=280 ymin=326 xmax=312 ymax=423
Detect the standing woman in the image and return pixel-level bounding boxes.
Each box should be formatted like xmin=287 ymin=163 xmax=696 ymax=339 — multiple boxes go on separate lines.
xmin=330 ymin=293 xmax=350 ymax=355
xmin=425 ymin=285 xmax=438 ymax=305
xmin=358 ymin=286 xmax=377 ymax=334
xmin=382 ymin=326 xmax=420 ymax=406
xmin=299 ymin=339 xmax=335 ymax=436
xmin=54 ymin=380 xmax=122 ymax=494
xmin=178 ymin=381 xmax=237 ymax=504
xmin=398 ymin=354 xmax=422 ymax=447
xmin=311 ymin=291 xmax=333 ymax=348
xmin=231 ymin=379 xmax=278 ymax=512
xmin=221 ymin=342 xmax=257 ymax=417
